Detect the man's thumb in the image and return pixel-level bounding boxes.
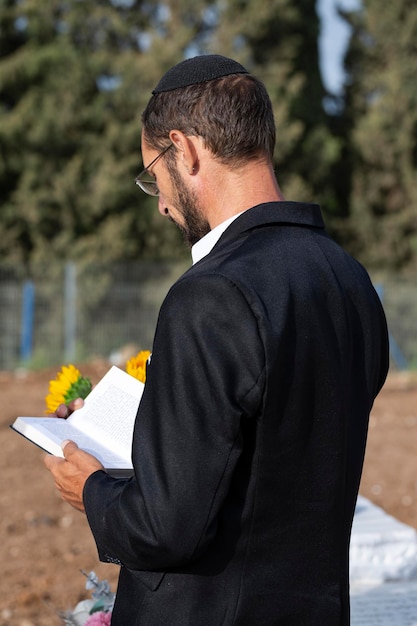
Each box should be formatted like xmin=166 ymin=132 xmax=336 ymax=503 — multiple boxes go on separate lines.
xmin=61 ymin=439 xmax=78 ymax=456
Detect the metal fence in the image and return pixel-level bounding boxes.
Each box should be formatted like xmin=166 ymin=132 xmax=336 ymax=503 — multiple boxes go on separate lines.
xmin=0 ymin=262 xmax=415 ymax=372
xmin=376 ymin=278 xmax=417 ymax=370
xmin=0 ymin=261 xmax=189 ymax=371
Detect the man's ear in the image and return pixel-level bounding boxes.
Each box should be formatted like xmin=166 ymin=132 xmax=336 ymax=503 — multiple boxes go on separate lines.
xmin=169 ymin=130 xmax=198 ymax=174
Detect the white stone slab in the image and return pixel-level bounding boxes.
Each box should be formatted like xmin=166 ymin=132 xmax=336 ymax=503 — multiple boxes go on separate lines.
xmin=350 ymin=496 xmax=417 ymax=583
xmin=351 ymin=581 xmax=417 ymax=626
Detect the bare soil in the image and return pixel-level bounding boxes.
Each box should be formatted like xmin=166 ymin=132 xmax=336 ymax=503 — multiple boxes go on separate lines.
xmin=1 ymin=363 xmax=416 ymax=626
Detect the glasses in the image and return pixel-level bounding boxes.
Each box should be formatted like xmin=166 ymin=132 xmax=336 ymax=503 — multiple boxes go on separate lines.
xmin=135 ymin=144 xmax=173 ymax=196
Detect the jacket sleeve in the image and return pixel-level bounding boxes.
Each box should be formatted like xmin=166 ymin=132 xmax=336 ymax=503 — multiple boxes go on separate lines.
xmin=83 ymin=273 xmax=265 ymax=571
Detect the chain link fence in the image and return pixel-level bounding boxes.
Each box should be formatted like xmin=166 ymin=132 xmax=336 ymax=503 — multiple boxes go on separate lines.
xmin=0 ymin=262 xmax=415 ymax=372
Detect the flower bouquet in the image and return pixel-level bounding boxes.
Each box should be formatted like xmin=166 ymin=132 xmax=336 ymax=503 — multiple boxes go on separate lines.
xmin=60 ymin=571 xmax=115 ymax=626
xmin=45 ymin=351 xmax=151 ymax=413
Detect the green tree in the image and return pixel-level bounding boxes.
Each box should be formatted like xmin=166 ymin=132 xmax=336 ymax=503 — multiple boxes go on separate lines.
xmin=0 ymin=0 xmax=337 ymax=274
xmin=206 ymin=0 xmax=340 ymax=211
xmin=340 ymin=0 xmax=417 ymax=274
xmin=0 ymin=0 xmax=192 ymax=272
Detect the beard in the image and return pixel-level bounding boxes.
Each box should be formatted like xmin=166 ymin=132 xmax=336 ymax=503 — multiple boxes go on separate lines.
xmin=168 ymin=166 xmax=211 ymax=248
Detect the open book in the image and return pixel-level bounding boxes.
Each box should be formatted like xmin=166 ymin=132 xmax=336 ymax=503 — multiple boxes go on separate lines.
xmin=10 ymin=366 xmax=144 ymax=476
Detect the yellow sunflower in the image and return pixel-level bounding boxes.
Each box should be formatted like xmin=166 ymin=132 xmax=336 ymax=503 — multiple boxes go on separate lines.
xmin=125 ymin=350 xmax=151 ymax=383
xmin=45 ymin=364 xmax=92 ymax=414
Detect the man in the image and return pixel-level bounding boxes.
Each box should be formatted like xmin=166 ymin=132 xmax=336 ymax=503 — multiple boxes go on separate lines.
xmin=44 ymin=55 xmax=389 ymax=625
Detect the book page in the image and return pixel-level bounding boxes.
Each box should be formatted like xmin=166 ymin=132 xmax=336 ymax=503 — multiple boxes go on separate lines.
xmin=63 ymin=366 xmax=144 ymax=461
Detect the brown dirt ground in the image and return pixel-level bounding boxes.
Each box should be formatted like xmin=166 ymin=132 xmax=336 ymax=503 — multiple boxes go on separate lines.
xmin=1 ymin=363 xmax=416 ymax=626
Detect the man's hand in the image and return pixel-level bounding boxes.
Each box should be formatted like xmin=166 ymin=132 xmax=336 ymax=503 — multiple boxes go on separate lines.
xmin=43 ymin=441 xmax=104 ymax=512
xmin=54 ymin=397 xmax=85 ymax=419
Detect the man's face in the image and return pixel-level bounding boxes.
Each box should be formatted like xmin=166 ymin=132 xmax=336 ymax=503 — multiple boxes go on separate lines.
xmin=141 ymin=138 xmax=210 ymax=248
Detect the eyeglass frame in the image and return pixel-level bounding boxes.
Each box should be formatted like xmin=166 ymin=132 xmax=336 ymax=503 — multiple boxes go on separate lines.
xmin=134 ymin=144 xmax=173 ymax=196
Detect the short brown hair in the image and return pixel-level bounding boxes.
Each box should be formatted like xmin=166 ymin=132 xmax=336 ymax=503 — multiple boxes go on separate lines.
xmin=141 ymin=73 xmax=276 ymax=166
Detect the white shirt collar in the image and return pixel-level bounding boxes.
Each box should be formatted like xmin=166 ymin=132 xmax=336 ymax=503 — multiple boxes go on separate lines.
xmin=191 ymin=211 xmax=246 ymax=265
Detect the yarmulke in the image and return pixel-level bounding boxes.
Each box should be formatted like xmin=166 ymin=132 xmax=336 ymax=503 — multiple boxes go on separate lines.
xmin=152 ymin=54 xmax=249 ymax=94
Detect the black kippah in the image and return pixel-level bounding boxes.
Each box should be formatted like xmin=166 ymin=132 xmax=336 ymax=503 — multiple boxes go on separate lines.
xmin=152 ymin=54 xmax=249 ymax=94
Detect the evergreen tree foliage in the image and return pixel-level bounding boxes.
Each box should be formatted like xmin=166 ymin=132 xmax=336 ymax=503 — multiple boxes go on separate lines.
xmin=208 ymin=0 xmax=340 ymax=208
xmin=0 ymin=0 xmax=335 ymax=273
xmin=340 ymin=0 xmax=417 ymax=274
xmin=0 ymin=0 xmax=192 ymax=271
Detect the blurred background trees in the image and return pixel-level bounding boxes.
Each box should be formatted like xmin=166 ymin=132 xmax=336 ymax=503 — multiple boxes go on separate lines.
xmin=339 ymin=0 xmax=417 ymax=274
xmin=0 ymin=0 xmax=416 ymax=277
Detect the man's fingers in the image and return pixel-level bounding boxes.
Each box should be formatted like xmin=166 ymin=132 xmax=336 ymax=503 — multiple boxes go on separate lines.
xmin=54 ymin=397 xmax=84 ymax=419
xmin=61 ymin=439 xmax=78 ymax=457
xmin=43 ymin=440 xmax=103 ymax=512
xmin=61 ymin=440 xmax=105 ymax=474
xmin=55 ymin=403 xmax=70 ymax=418
xmin=68 ymin=397 xmax=84 ymax=412
xmin=42 ymin=440 xmax=79 ymax=469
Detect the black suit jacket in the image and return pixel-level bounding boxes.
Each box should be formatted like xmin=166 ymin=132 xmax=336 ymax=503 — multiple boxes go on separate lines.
xmin=84 ymin=202 xmax=389 ymax=625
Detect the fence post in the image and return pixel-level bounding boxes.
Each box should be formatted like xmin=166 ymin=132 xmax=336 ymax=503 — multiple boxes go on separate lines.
xmin=20 ymin=280 xmax=35 ymax=363
xmin=64 ymin=262 xmax=77 ymax=362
